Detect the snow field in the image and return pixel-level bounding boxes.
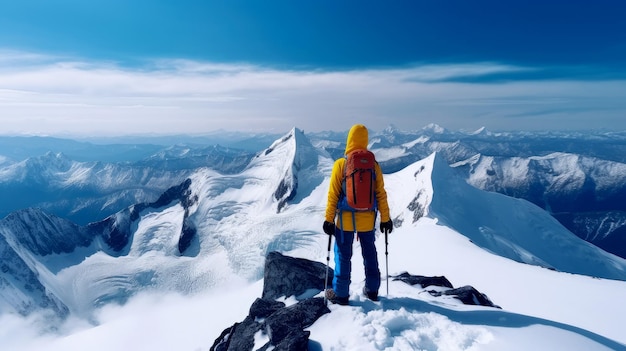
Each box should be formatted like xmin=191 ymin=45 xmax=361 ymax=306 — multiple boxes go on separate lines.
xmin=310 ymin=303 xmax=493 ymax=351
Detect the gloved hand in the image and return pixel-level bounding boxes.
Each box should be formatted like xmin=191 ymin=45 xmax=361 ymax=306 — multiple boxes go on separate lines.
xmin=380 ymin=220 xmax=393 ymax=234
xmin=323 ymin=221 xmax=335 ymax=235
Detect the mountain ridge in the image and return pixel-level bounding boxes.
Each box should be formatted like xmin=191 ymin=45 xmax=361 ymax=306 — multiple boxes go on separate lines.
xmin=388 ymin=152 xmax=626 ymax=280
xmin=2 ymin=126 xmax=625 ymax=256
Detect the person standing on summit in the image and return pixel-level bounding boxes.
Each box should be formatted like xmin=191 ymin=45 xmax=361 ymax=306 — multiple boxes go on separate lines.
xmin=323 ymin=124 xmax=393 ymax=305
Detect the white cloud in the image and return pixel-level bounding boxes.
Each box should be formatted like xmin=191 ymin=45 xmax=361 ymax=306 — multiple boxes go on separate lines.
xmin=0 ymin=50 xmax=624 ymax=136
xmin=0 ymin=285 xmax=260 ymax=351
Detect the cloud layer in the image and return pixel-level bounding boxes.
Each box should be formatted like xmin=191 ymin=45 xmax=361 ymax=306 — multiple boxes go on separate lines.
xmin=1 ymin=50 xmax=625 ymax=136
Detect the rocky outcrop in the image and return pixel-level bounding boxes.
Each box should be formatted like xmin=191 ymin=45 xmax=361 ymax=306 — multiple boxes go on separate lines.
xmin=211 ymin=252 xmax=332 ymax=351
xmin=392 ymin=272 xmax=453 ymax=289
xmin=88 ymin=178 xmax=198 ymax=255
xmin=211 ymin=297 xmax=329 ymax=351
xmin=393 ymin=272 xmax=500 ymax=308
xmin=212 ymin=254 xmax=503 ymax=351
xmin=262 ymin=251 xmax=333 ymax=300
xmin=428 ymin=286 xmax=501 ymax=308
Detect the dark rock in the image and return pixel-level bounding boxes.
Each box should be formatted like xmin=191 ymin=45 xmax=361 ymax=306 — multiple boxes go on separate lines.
xmin=393 ymin=272 xmax=453 ymax=289
xmin=429 ymin=285 xmax=501 ymax=308
xmin=152 ymin=178 xmax=193 ymax=208
xmin=89 ymin=211 xmax=132 ymax=253
xmin=178 ymin=217 xmax=196 ymax=254
xmin=212 ymin=253 xmax=333 ymax=351
xmin=287 ymin=297 xmax=331 ymax=327
xmin=264 ymin=297 xmax=329 ymax=345
xmin=394 ymin=272 xmax=500 ymax=308
xmin=249 ymin=298 xmax=286 ymax=319
xmin=211 ymin=298 xmax=329 ymax=351
xmin=273 ymin=330 xmax=310 ymax=351
xmin=263 ymin=311 xmax=297 ymax=345
xmin=228 ymin=316 xmax=263 ymax=351
xmin=262 ymin=251 xmax=333 ymax=300
xmin=210 ymin=316 xmax=263 ymax=351
xmin=274 ymin=176 xmax=297 ymax=213
xmin=210 ymin=323 xmax=237 ymax=351
xmin=407 ymin=189 xmax=426 ymax=223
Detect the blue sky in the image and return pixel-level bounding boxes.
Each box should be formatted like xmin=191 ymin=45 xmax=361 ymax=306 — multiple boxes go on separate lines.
xmin=0 ymin=0 xmax=625 ymax=135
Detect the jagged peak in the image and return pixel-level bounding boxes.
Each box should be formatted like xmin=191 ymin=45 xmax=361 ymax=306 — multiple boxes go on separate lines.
xmin=399 ymin=151 xmax=449 ymax=179
xmin=251 ymin=127 xmax=317 ymax=167
xmin=243 ymin=128 xmax=329 ymax=212
xmin=260 ymin=128 xmax=299 ymax=154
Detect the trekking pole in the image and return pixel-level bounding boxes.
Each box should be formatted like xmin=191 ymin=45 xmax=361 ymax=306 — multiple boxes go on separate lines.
xmin=385 ymin=231 xmax=389 ymax=296
xmin=324 ymin=233 xmax=332 ymax=306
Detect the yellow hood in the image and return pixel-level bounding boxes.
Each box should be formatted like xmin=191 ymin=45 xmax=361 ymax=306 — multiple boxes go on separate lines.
xmin=345 ymin=124 xmax=369 ymax=155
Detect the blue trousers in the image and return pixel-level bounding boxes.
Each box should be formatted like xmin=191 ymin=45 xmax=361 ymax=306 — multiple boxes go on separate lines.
xmin=333 ymin=228 xmax=381 ymax=298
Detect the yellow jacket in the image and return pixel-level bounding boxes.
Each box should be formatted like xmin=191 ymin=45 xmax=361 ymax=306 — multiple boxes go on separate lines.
xmin=325 ymin=124 xmax=391 ymax=232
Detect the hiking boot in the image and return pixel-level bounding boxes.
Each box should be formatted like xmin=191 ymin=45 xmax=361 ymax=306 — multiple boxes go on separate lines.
xmin=325 ymin=289 xmax=349 ymax=305
xmin=363 ymin=287 xmax=379 ymax=301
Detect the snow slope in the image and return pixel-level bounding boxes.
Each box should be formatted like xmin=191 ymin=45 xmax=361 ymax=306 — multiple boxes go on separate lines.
xmin=0 ymin=128 xmax=333 ymax=318
xmin=1 ymin=128 xmax=626 ymax=350
xmin=452 ymin=152 xmax=626 ymax=259
xmin=423 ymin=153 xmax=626 ymax=280
xmin=309 ymin=219 xmax=626 ymax=350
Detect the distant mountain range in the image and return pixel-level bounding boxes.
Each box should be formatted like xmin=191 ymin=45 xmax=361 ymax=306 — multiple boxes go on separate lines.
xmin=0 ymin=142 xmax=254 ymax=225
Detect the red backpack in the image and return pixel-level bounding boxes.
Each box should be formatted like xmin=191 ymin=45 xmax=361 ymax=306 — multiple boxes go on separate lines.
xmin=340 ymin=149 xmax=377 ymax=212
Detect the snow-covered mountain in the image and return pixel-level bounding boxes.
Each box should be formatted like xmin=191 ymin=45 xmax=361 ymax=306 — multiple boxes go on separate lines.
xmin=0 ymin=128 xmax=332 ymax=318
xmin=0 ymin=226 xmax=69 ymax=319
xmin=452 ymin=152 xmax=626 ymax=258
xmin=1 ymin=128 xmax=626 ymax=350
xmin=389 ymin=153 xmax=626 ymax=280
xmin=0 ymin=146 xmax=254 ymax=225
xmin=3 ymin=126 xmax=625 ymax=257
xmin=359 ymin=126 xmax=626 ymax=259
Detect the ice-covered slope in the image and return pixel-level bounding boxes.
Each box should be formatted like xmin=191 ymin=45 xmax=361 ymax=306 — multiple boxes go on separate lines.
xmin=388 ymin=153 xmax=626 ymax=280
xmin=453 ymin=152 xmax=626 ymax=258
xmin=0 ymin=128 xmax=334 ymax=318
xmin=184 ymin=127 xmax=333 ymax=281
xmin=0 ymin=232 xmax=69 ymax=318
xmin=0 ymin=209 xmax=93 ymax=316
